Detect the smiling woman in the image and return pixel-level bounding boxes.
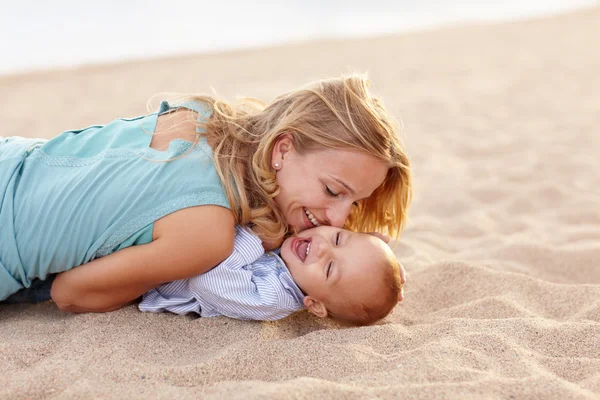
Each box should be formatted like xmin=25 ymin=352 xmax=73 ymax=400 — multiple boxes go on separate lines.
xmin=198 ymin=74 xmax=413 ymax=245
xmin=271 ymin=145 xmax=389 ymax=232
xmin=1 ymin=74 xmax=412 ymax=315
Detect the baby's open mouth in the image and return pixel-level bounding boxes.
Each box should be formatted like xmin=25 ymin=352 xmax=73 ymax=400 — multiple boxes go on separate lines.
xmin=293 ymin=238 xmax=312 ymax=262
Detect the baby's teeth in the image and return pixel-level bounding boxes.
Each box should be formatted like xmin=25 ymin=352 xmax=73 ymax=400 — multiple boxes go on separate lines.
xmin=306 ymin=242 xmax=311 ymax=256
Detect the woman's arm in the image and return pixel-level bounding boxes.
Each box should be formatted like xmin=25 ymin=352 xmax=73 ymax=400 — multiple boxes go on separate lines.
xmin=51 ymin=205 xmax=236 ymax=313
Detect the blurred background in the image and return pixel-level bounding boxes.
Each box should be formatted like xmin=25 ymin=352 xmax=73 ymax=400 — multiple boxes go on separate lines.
xmin=1 ymin=0 xmax=596 ymax=75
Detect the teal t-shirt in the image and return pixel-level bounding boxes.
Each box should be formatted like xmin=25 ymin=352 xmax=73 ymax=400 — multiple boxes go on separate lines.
xmin=0 ymin=101 xmax=230 ymax=300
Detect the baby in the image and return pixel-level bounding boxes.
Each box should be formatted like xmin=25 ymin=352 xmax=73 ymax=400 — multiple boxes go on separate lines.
xmin=140 ymin=225 xmax=404 ymax=326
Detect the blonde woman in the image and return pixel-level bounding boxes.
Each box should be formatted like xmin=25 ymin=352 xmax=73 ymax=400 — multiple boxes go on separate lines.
xmin=0 ymin=74 xmax=412 ymax=312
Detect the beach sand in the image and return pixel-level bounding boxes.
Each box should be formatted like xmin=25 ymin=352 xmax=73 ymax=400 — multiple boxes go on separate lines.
xmin=1 ymin=6 xmax=599 ymax=399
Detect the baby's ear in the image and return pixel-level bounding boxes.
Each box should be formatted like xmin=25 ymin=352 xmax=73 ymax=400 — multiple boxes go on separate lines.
xmin=303 ymin=297 xmax=328 ymax=319
xmin=367 ymin=232 xmax=391 ymax=243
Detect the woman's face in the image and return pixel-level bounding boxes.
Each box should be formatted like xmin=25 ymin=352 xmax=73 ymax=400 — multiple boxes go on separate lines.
xmin=271 ymin=135 xmax=389 ymax=233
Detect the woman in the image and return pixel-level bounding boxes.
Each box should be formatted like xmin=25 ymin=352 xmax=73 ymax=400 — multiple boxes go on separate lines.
xmin=0 ymin=74 xmax=412 ymax=312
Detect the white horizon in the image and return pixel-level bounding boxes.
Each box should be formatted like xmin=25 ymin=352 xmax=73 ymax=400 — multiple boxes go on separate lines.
xmin=1 ymin=0 xmax=596 ymax=75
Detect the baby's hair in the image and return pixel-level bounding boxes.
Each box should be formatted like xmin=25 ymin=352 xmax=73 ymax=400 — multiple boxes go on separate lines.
xmin=327 ymin=249 xmax=403 ymax=327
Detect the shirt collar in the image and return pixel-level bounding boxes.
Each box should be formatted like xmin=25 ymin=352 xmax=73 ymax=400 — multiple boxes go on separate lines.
xmin=270 ymin=252 xmax=306 ymax=307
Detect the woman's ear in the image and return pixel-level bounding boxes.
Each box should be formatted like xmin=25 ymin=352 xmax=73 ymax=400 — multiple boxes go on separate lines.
xmin=303 ymin=296 xmax=328 ymax=319
xmin=272 ymin=133 xmax=295 ymax=165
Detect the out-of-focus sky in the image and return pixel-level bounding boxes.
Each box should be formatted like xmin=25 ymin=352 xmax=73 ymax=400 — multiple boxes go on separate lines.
xmin=0 ymin=0 xmax=596 ymax=75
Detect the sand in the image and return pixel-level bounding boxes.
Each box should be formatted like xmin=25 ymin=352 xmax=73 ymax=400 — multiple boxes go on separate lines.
xmin=1 ymin=6 xmax=599 ymax=399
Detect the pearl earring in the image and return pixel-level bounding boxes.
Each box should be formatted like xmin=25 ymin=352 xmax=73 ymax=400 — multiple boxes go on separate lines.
xmin=274 ymin=162 xmax=280 ymax=169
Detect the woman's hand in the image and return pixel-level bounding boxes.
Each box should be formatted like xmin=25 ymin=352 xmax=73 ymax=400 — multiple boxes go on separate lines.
xmin=366 ymin=232 xmax=406 ymax=302
xmin=398 ymin=261 xmax=406 ymax=302
xmin=367 ymin=232 xmax=391 ymax=243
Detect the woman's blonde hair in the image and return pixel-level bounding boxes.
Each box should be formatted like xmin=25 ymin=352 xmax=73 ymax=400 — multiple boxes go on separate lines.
xmin=184 ymin=73 xmax=412 ymax=243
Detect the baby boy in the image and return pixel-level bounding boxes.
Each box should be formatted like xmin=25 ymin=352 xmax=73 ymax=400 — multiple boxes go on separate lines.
xmin=140 ymin=225 xmax=405 ymax=326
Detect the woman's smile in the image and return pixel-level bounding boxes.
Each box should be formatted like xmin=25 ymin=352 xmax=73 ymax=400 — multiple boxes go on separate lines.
xmin=304 ymin=208 xmax=321 ymax=227
xmin=302 ymin=207 xmax=321 ymax=230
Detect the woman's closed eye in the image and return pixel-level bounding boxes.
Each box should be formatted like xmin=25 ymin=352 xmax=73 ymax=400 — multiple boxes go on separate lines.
xmin=335 ymin=231 xmax=341 ymax=246
xmin=326 ymin=261 xmax=333 ymax=278
xmin=325 ymin=186 xmax=339 ymax=197
xmin=328 ymin=185 xmax=360 ymax=208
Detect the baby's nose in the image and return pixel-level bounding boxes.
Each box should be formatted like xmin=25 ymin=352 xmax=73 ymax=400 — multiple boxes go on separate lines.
xmin=314 ymin=236 xmax=331 ymax=258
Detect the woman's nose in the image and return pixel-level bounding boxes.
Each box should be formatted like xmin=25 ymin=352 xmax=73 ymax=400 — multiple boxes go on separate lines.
xmin=325 ymin=204 xmax=352 ymax=228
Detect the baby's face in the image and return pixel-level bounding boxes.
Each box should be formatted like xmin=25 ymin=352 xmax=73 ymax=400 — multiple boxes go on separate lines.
xmin=280 ymin=226 xmax=388 ymax=306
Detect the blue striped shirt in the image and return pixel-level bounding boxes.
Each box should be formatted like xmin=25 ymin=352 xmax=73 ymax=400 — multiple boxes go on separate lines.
xmin=138 ymin=226 xmax=306 ymax=320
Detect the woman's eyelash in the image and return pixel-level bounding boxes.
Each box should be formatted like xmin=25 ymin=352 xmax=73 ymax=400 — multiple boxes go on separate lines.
xmin=327 ymin=261 xmax=332 ymax=277
xmin=325 ymin=186 xmax=339 ymax=197
xmin=327 ymin=185 xmax=359 ymax=206
xmin=335 ymin=232 xmax=341 ymax=246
